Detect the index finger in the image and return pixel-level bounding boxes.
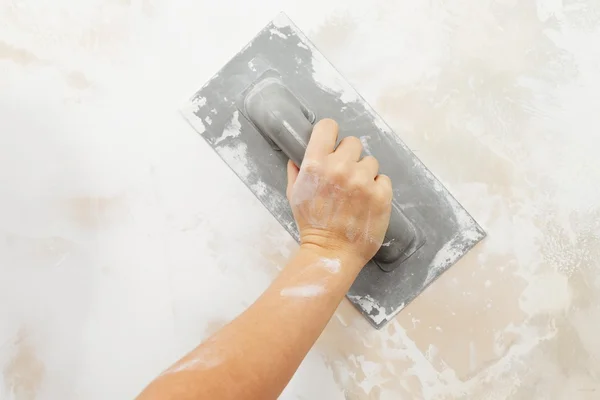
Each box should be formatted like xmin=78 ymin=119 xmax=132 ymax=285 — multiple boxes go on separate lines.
xmin=304 ymin=118 xmax=339 ymax=162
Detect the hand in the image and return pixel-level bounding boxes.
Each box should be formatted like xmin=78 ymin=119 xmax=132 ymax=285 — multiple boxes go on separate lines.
xmin=286 ymin=119 xmax=393 ymax=267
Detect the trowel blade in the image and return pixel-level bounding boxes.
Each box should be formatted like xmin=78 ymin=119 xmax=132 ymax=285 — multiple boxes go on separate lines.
xmin=181 ymin=12 xmax=485 ymax=328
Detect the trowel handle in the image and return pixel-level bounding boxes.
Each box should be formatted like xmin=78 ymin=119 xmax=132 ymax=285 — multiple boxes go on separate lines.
xmin=244 ymin=78 xmax=311 ymax=167
xmin=267 ymin=100 xmax=312 ymax=168
xmin=245 ymin=79 xmax=418 ymax=269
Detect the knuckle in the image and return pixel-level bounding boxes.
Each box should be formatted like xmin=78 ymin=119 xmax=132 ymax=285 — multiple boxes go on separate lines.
xmin=347 ymin=176 xmax=364 ymax=191
xmin=375 ymin=175 xmax=393 ymax=199
xmin=328 ymin=162 xmax=348 ymax=182
xmin=363 ymin=155 xmax=377 ymax=164
xmin=375 ymin=188 xmax=392 ymax=205
xmin=302 ymin=160 xmax=321 ymax=175
xmin=345 ymin=136 xmax=362 ymax=149
xmin=349 ymin=173 xmax=372 ymax=191
xmin=362 ymin=155 xmax=379 ymax=169
xmin=377 ymin=174 xmax=392 ymax=187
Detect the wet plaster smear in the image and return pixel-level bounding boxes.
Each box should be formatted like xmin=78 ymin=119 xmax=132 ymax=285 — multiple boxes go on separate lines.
xmin=1 ymin=1 xmax=599 ymax=399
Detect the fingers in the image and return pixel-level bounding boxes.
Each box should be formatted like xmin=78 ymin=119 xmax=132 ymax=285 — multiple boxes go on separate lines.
xmin=375 ymin=174 xmax=393 ymax=199
xmin=304 ymin=119 xmax=339 ymax=161
xmin=286 ymin=160 xmax=300 ymax=200
xmin=334 ymin=136 xmax=363 ymax=161
xmin=358 ymin=156 xmax=379 ymax=178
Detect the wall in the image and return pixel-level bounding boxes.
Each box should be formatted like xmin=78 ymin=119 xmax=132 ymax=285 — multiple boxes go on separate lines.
xmin=1 ymin=0 xmax=599 ymax=399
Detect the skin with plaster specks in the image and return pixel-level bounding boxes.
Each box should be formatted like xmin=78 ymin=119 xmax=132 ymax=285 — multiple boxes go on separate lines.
xmin=280 ymin=284 xmax=326 ymax=298
xmin=136 ymin=119 xmax=393 ymax=400
xmin=287 ymin=119 xmax=392 ymax=264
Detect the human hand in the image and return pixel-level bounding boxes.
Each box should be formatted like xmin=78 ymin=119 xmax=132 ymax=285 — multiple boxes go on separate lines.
xmin=286 ymin=119 xmax=393 ymax=268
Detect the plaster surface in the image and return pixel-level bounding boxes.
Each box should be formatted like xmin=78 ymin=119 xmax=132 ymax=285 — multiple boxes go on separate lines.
xmin=1 ymin=1 xmax=599 ymax=399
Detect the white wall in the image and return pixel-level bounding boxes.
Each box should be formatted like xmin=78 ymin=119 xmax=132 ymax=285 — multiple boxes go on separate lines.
xmin=2 ymin=1 xmax=600 ymax=399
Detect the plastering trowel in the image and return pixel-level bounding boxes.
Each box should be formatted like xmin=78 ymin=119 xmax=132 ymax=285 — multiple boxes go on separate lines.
xmin=181 ymin=13 xmax=485 ymax=328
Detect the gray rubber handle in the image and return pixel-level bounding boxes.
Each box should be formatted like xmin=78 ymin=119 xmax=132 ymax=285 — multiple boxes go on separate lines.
xmin=245 ymin=79 xmax=310 ymax=168
xmin=244 ymin=78 xmax=417 ymax=268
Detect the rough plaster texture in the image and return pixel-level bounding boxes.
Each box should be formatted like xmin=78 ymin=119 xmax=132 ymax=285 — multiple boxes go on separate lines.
xmin=1 ymin=0 xmax=599 ymax=399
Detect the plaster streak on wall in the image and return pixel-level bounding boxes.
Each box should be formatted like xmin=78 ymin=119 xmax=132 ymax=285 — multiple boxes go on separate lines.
xmin=2 ymin=330 xmax=45 ymax=400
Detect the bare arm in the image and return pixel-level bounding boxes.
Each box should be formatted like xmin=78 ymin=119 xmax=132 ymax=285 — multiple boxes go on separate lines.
xmin=137 ymin=119 xmax=392 ymax=400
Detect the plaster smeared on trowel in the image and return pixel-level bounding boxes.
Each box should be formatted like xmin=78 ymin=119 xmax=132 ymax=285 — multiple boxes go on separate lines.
xmin=252 ymin=181 xmax=290 ymax=220
xmin=426 ymin=234 xmax=471 ymax=286
xmin=359 ymin=136 xmax=371 ymax=154
xmin=182 ymin=102 xmax=206 ymax=134
xmin=347 ymin=294 xmax=397 ymax=325
xmin=217 ymin=142 xmax=251 ymax=179
xmin=192 ymin=96 xmax=207 ymax=109
xmin=213 ymin=110 xmax=241 ymax=145
xmin=269 ymin=28 xmax=287 ymax=39
xmin=309 ymin=53 xmax=361 ymax=104
xmin=251 ymin=181 xmax=268 ymax=196
xmin=278 ymin=17 xmax=360 ymax=105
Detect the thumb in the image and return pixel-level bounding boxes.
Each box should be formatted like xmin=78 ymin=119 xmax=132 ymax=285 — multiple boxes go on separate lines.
xmin=286 ymin=160 xmax=299 ymax=200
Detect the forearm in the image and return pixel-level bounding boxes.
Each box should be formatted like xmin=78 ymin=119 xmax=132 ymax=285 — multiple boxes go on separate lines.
xmin=137 ymin=246 xmax=362 ymax=400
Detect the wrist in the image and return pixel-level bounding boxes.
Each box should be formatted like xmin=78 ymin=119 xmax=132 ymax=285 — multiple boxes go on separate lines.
xmin=297 ymin=243 xmax=367 ymax=274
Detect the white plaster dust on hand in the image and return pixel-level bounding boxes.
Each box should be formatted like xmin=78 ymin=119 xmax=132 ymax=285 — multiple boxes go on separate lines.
xmin=289 ymin=165 xmax=339 ymax=230
xmin=161 ymin=345 xmax=222 ymax=376
xmin=345 ymin=219 xmax=359 ymax=241
xmin=290 ymin=163 xmax=366 ymax=233
xmin=319 ymin=257 xmax=341 ymax=274
xmin=276 ymin=259 xmax=339 ymax=299
xmin=280 ymin=284 xmax=326 ymax=297
xmin=290 ymin=164 xmax=321 ymax=207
